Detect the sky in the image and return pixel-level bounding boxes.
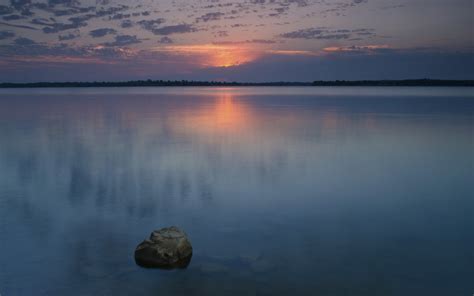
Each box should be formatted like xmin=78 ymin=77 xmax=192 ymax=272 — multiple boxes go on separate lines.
xmin=0 ymin=0 xmax=473 ymax=82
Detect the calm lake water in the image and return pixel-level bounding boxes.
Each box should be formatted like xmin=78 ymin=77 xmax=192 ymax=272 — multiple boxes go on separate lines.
xmin=0 ymin=87 xmax=473 ymax=296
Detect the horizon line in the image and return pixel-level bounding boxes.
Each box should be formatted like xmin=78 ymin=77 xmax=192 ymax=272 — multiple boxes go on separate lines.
xmin=1 ymin=79 xmax=473 ymax=88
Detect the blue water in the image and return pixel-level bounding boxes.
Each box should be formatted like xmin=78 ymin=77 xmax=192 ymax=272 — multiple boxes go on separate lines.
xmin=0 ymin=87 xmax=473 ymax=295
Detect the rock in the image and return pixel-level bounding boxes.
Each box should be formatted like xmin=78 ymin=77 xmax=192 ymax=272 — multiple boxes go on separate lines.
xmin=134 ymin=226 xmax=193 ymax=269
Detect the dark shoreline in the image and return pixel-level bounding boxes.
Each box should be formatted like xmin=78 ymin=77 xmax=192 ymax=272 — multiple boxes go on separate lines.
xmin=1 ymin=79 xmax=473 ymax=88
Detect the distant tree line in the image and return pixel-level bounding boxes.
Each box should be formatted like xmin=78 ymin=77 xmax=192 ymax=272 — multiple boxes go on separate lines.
xmin=0 ymin=79 xmax=472 ymax=88
xmin=311 ymin=79 xmax=474 ymax=87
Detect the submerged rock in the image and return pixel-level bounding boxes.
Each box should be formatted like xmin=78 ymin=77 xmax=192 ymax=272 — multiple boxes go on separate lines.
xmin=134 ymin=226 xmax=193 ymax=269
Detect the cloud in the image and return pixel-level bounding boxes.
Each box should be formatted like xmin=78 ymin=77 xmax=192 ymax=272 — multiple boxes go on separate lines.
xmin=0 ymin=31 xmax=15 ymax=40
xmin=13 ymin=37 xmax=36 ymax=45
xmin=89 ymin=28 xmax=117 ymax=38
xmin=0 ymin=20 xmax=37 ymax=30
xmin=158 ymin=36 xmax=173 ymax=44
xmin=32 ymin=4 xmax=130 ymax=35
xmin=151 ymin=24 xmax=196 ymax=35
xmin=59 ymin=30 xmax=80 ymax=41
xmin=214 ymin=30 xmax=228 ymax=37
xmin=281 ymin=27 xmax=375 ymax=40
xmin=323 ymin=44 xmax=389 ymax=53
xmin=196 ymin=12 xmax=225 ymax=22
xmin=51 ymin=6 xmax=95 ymax=16
xmin=213 ymin=39 xmax=277 ymax=45
xmin=41 ymin=15 xmax=92 ymax=33
xmin=3 ymin=14 xmax=23 ymax=21
xmin=103 ymin=35 xmax=141 ymax=46
xmin=137 ymin=18 xmax=166 ymax=33
xmin=9 ymin=0 xmax=32 ymax=10
xmin=47 ymin=0 xmax=79 ymax=7
xmin=121 ymin=19 xmax=133 ymax=28
xmin=0 ymin=38 xmax=136 ymax=62
xmin=109 ymin=13 xmax=131 ymax=20
xmin=95 ymin=5 xmax=129 ymax=17
xmin=0 ymin=5 xmax=14 ymax=15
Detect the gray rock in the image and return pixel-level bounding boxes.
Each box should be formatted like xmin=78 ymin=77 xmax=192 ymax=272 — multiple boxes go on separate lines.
xmin=134 ymin=226 xmax=193 ymax=269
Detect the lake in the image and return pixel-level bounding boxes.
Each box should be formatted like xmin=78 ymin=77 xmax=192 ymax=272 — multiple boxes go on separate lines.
xmin=0 ymin=87 xmax=473 ymax=295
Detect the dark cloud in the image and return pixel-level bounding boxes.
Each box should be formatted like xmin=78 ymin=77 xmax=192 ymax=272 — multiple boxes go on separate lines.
xmin=214 ymin=30 xmax=228 ymax=37
xmin=109 ymin=13 xmax=131 ymax=20
xmin=231 ymin=23 xmax=248 ymax=28
xmin=0 ymin=5 xmax=14 ymax=15
xmin=19 ymin=7 xmax=33 ymax=16
xmin=2 ymin=14 xmax=22 ymax=21
xmin=137 ymin=18 xmax=165 ymax=33
xmin=0 ymin=20 xmax=37 ymax=30
xmin=251 ymin=39 xmax=277 ymax=44
xmin=16 ymin=4 xmax=131 ymax=35
xmin=89 ymin=28 xmax=117 ymax=38
xmin=0 ymin=38 xmax=133 ymax=60
xmin=96 ymin=5 xmax=129 ymax=17
xmin=274 ymin=7 xmax=289 ymax=14
xmin=121 ymin=19 xmax=133 ymax=28
xmin=42 ymin=22 xmax=87 ymax=33
xmin=47 ymin=0 xmax=79 ymax=6
xmin=58 ymin=30 xmax=80 ymax=41
xmin=13 ymin=37 xmax=36 ymax=45
xmin=31 ymin=18 xmax=53 ymax=26
xmin=158 ymin=36 xmax=173 ymax=44
xmin=281 ymin=27 xmax=375 ymax=40
xmin=103 ymin=35 xmax=141 ymax=46
xmin=291 ymin=0 xmax=309 ymax=6
xmin=9 ymin=0 xmax=31 ymax=10
xmin=281 ymin=28 xmax=349 ymax=39
xmin=53 ymin=6 xmax=95 ymax=16
xmin=0 ymin=30 xmax=15 ymax=40
xmin=150 ymin=24 xmax=196 ymax=35
xmin=196 ymin=12 xmax=225 ymax=22
xmin=41 ymin=14 xmax=95 ymax=33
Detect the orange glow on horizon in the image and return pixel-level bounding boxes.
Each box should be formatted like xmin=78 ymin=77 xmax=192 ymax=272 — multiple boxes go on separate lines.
xmin=151 ymin=44 xmax=260 ymax=68
xmin=151 ymin=44 xmax=327 ymax=68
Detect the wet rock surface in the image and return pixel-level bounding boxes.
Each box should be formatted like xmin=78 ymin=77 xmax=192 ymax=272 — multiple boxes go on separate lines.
xmin=134 ymin=226 xmax=193 ymax=269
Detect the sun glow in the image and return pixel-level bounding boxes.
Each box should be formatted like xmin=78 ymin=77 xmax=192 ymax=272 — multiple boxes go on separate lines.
xmin=151 ymin=44 xmax=259 ymax=68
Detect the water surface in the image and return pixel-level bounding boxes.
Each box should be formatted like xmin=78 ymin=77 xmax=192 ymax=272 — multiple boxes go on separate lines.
xmin=0 ymin=87 xmax=473 ymax=295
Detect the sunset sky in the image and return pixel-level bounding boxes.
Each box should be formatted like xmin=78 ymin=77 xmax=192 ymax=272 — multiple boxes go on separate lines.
xmin=0 ymin=0 xmax=472 ymax=82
